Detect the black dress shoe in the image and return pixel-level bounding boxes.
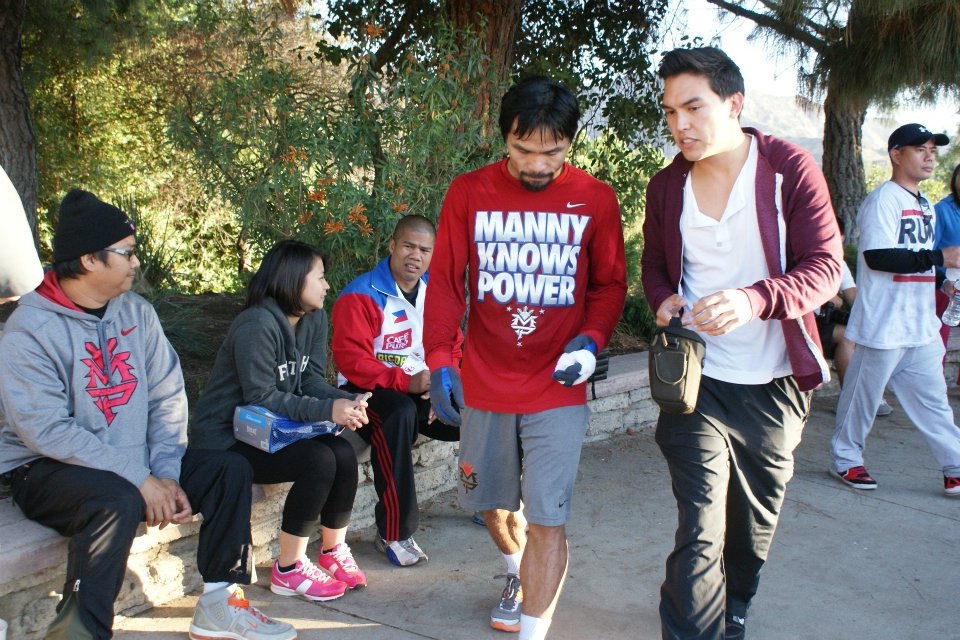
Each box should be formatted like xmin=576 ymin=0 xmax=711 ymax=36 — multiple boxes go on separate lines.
xmin=725 ymin=614 xmax=746 ymax=640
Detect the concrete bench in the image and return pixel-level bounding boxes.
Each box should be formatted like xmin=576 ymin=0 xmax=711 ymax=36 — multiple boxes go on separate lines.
xmin=0 ymin=436 xmax=459 ymax=638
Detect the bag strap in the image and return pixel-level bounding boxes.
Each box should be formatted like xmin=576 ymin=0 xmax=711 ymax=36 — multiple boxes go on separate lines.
xmin=655 ymin=315 xmax=684 ymax=348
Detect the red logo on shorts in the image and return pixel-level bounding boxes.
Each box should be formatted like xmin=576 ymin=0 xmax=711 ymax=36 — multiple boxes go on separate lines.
xmin=459 ymin=461 xmax=478 ymax=492
xmin=382 ymin=329 xmax=412 ymax=351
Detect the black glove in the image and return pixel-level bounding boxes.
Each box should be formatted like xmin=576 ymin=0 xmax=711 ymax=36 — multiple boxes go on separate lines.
xmin=552 ymin=335 xmax=597 ymax=386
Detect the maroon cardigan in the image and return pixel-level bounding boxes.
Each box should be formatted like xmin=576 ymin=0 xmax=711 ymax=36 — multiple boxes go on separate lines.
xmin=641 ymin=128 xmax=842 ymax=391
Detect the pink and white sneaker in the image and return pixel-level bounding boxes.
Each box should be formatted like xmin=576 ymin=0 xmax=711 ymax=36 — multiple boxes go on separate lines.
xmin=270 ymin=558 xmax=347 ymax=601
xmin=318 ymin=542 xmax=367 ymax=588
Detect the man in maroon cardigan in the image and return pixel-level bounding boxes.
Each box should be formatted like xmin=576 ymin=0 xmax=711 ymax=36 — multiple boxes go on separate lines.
xmin=641 ymin=47 xmax=842 ymax=640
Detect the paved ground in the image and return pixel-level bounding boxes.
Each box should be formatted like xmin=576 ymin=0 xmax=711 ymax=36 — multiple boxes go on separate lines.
xmin=115 ymin=391 xmax=960 ymax=639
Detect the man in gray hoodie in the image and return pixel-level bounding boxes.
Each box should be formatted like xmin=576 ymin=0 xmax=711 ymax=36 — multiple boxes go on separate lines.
xmin=0 ymin=190 xmax=295 ymax=640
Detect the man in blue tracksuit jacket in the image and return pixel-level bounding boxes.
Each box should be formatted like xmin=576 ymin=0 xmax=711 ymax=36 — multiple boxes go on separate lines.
xmin=332 ymin=214 xmax=461 ymax=567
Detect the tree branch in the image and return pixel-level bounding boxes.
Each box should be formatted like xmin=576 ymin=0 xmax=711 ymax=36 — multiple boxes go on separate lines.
xmin=371 ymin=0 xmax=434 ymax=72
xmin=705 ymin=0 xmax=826 ymax=53
xmin=754 ymin=0 xmax=830 ymax=38
xmin=183 ymin=111 xmax=247 ymax=197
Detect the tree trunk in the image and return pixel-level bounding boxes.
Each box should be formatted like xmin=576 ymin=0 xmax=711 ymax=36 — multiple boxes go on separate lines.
xmin=821 ymin=76 xmax=867 ymax=247
xmin=0 ymin=0 xmax=38 ymax=241
xmin=445 ymin=0 xmax=522 ymax=120
xmin=446 ymin=0 xmax=521 ymax=87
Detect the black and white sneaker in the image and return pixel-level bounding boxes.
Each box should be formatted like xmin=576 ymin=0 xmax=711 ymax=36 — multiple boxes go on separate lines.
xmin=725 ymin=613 xmax=746 ymax=640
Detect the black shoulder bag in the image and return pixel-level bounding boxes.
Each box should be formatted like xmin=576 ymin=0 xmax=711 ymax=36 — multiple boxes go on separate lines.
xmin=648 ymin=317 xmax=706 ymax=415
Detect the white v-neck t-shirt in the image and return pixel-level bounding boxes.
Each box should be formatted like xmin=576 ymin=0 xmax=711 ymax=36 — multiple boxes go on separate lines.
xmin=679 ymin=136 xmax=791 ymax=384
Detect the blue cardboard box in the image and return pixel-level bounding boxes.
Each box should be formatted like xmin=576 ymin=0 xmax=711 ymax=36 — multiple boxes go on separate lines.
xmin=233 ymin=405 xmax=342 ymax=453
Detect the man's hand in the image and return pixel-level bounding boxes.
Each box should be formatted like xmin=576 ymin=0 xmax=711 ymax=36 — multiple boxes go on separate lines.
xmin=655 ymin=294 xmax=687 ymax=326
xmin=943 ymin=246 xmax=960 ymax=269
xmin=140 ymin=475 xmax=191 ymax=529
xmin=430 ymin=367 xmax=463 ymax=426
xmin=686 ymin=289 xmax=754 ymax=336
xmin=409 ymin=370 xmax=431 ymax=395
xmin=418 ymin=390 xmax=436 ymax=423
xmin=552 ymin=334 xmax=597 ymax=386
xmin=160 ymin=478 xmax=193 ymax=526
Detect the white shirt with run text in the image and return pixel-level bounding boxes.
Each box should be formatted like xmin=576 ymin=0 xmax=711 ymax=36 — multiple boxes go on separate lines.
xmin=845 ymin=180 xmax=940 ymax=348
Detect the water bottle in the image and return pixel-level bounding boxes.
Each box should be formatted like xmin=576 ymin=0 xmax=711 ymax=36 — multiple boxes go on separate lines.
xmin=942 ymin=269 xmax=960 ymax=327
xmin=944 ymin=292 xmax=960 ymax=327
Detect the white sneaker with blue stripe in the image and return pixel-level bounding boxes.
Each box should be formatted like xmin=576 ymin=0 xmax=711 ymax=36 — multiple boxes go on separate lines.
xmin=375 ymin=536 xmax=428 ymax=566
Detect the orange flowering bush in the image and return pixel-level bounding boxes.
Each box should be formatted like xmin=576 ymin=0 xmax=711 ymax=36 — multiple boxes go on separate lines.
xmin=170 ymin=14 xmax=502 ymax=293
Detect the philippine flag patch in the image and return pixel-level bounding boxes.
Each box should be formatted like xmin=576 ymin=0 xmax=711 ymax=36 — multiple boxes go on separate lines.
xmin=393 ymin=309 xmax=408 ymax=324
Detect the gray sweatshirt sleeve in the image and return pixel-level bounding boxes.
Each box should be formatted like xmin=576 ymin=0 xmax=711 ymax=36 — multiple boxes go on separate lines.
xmin=0 ymin=331 xmax=152 ymax=487
xmin=142 ymin=306 xmax=188 ymax=481
xmin=299 ymin=311 xmax=354 ymax=401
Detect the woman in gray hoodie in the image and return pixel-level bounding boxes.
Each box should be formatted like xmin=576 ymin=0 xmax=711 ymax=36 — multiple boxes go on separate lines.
xmin=190 ymin=239 xmax=370 ymax=602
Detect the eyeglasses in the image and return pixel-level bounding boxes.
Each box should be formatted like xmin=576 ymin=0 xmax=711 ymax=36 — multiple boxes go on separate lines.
xmin=103 ymin=247 xmax=137 ymax=260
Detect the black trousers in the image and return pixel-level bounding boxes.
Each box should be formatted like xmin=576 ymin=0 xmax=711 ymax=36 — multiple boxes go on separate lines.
xmin=230 ymin=433 xmax=358 ymax=537
xmin=655 ymin=376 xmax=809 ymax=640
xmin=10 ymin=449 xmax=254 ymax=640
xmin=342 ymin=384 xmax=459 ymax=541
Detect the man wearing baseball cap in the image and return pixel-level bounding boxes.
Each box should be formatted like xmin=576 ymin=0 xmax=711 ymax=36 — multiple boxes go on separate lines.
xmin=887 ymin=122 xmax=950 ymax=151
xmin=0 ymin=190 xmax=296 ymax=639
xmin=831 ymin=124 xmax=960 ymax=497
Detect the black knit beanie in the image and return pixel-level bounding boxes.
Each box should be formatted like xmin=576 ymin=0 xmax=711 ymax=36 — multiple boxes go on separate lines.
xmin=53 ymin=189 xmax=136 ymax=262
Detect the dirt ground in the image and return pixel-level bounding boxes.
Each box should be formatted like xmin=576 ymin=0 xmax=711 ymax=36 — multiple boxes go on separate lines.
xmin=151 ymin=293 xmax=247 ymax=405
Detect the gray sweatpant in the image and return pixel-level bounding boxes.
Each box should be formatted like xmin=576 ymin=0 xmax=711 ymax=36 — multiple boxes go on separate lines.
xmin=832 ymin=337 xmax=960 ymax=475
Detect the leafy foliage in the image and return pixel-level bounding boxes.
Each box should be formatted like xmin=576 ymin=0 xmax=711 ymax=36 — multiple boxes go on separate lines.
xmin=20 ymin=0 xmax=670 ymax=348
xmin=22 ymin=0 xmax=240 ymax=292
xmin=168 ymin=8 xmax=504 ymax=292
xmin=324 ymin=1 xmax=670 ymax=149
xmin=512 ymin=1 xmax=669 ymax=149
xmin=708 ymin=1 xmax=960 ymax=108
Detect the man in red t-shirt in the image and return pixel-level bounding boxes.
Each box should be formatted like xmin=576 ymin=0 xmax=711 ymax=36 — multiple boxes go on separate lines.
xmin=424 ymin=76 xmax=626 ymax=639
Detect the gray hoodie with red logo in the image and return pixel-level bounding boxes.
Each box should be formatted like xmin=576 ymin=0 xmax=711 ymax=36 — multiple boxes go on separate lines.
xmin=0 ymin=270 xmax=187 ymax=487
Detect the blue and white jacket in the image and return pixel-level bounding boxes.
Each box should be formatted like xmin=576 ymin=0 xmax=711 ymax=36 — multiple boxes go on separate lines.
xmin=333 ymin=258 xmax=446 ymax=391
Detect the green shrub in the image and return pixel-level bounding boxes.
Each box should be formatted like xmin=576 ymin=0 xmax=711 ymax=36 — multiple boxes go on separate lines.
xmin=168 ymin=13 xmax=504 ymax=293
